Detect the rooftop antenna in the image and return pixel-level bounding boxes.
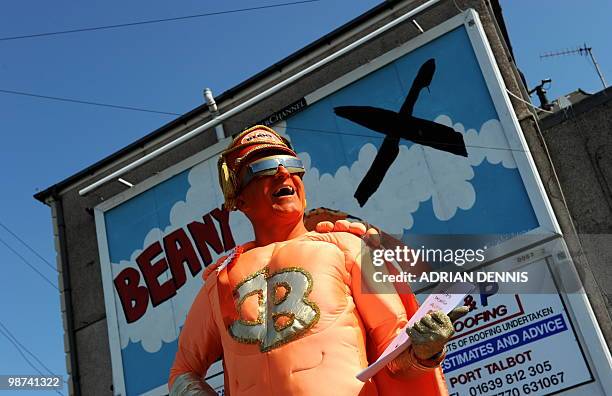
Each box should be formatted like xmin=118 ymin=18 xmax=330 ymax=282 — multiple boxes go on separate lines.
xmin=528 ymin=78 xmax=553 ymax=111
xmin=540 ymin=43 xmax=608 ymax=90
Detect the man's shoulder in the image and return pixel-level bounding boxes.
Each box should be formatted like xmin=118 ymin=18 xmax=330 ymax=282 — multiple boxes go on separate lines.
xmin=202 ymin=248 xmax=238 ymax=281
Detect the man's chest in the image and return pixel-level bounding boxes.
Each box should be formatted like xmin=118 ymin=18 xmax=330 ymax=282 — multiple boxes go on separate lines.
xmin=222 ymin=239 xmax=353 ymax=351
xmin=228 ymin=239 xmax=348 ymax=281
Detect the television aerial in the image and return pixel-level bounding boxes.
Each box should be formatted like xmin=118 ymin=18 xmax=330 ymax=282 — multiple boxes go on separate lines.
xmin=540 ymin=43 xmax=608 ymax=90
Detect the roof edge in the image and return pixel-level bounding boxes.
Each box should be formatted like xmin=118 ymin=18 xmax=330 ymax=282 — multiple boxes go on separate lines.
xmin=540 ymin=85 xmax=612 ymax=130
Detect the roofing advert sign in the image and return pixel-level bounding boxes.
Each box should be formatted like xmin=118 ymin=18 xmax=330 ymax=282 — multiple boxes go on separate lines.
xmin=435 ymin=246 xmax=594 ymax=396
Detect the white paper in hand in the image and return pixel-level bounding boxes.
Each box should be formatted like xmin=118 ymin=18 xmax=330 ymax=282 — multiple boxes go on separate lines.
xmin=356 ymin=282 xmax=474 ymax=382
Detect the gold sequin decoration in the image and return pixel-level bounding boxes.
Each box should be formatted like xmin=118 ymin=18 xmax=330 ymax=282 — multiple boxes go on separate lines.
xmin=227 ymin=266 xmax=320 ymax=352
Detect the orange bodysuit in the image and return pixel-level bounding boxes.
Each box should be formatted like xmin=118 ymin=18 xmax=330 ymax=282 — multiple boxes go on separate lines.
xmin=169 ymin=231 xmax=447 ymax=395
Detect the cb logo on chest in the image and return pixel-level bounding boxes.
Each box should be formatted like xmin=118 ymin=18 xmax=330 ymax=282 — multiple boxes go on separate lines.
xmin=229 ymin=267 xmax=320 ymax=351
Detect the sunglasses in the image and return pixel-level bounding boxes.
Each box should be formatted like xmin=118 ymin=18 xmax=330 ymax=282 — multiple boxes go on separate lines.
xmin=240 ymin=155 xmax=305 ymax=188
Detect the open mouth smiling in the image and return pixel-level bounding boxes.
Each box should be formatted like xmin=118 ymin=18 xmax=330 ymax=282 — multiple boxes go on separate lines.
xmin=272 ymin=185 xmax=295 ymax=198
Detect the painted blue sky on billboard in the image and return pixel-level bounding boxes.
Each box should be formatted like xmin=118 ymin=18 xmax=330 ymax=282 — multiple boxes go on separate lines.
xmin=286 ymin=26 xmax=538 ymax=234
xmin=287 ymin=27 xmax=497 ymax=173
xmin=101 ymin=25 xmax=540 ymax=395
xmin=105 ymin=170 xmax=190 ymax=263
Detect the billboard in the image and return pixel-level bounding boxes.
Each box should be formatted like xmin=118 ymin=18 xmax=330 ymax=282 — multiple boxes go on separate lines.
xmin=94 ymin=10 xmax=609 ymax=396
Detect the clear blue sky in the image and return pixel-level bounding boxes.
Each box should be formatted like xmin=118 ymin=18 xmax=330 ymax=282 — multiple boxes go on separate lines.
xmin=0 ymin=1 xmax=610 ymax=395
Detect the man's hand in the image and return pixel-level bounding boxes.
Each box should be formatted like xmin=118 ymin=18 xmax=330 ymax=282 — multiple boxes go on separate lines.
xmin=315 ymin=219 xmax=381 ymax=247
xmin=407 ymin=307 xmax=469 ymax=360
xmin=388 ymin=306 xmax=469 ymax=377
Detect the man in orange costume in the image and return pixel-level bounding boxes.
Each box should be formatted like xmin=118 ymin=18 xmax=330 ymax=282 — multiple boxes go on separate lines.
xmin=169 ymin=125 xmax=466 ymax=395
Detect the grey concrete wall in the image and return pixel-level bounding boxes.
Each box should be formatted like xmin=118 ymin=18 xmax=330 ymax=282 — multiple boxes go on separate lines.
xmin=539 ymin=91 xmax=612 ymax=342
xmin=47 ymin=0 xmax=611 ymax=394
xmin=75 ymin=318 xmax=114 ymax=395
xmin=517 ymin=113 xmax=612 ymax=351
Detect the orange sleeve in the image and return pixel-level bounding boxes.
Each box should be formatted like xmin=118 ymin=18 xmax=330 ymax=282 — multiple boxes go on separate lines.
xmin=168 ymin=278 xmax=223 ymax=389
xmin=307 ymin=232 xmax=447 ymax=395
xmin=325 ymin=233 xmax=408 ymax=358
xmin=349 ymin=241 xmax=408 ymax=358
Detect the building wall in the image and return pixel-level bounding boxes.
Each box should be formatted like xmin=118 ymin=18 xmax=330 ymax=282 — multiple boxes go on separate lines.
xmin=41 ymin=0 xmax=611 ymax=394
xmin=539 ymin=89 xmax=612 ymax=347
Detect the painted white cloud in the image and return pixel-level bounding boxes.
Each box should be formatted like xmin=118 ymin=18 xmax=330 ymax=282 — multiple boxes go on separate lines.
xmin=435 ymin=115 xmax=517 ymax=169
xmin=111 ymin=116 xmax=515 ymax=353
